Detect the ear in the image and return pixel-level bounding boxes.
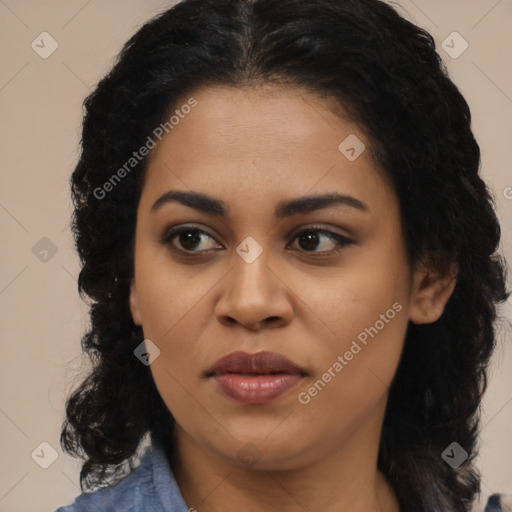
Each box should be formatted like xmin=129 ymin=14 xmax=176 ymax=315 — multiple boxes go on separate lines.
xmin=409 ymin=259 xmax=458 ymax=325
xmin=129 ymin=279 xmax=143 ymax=326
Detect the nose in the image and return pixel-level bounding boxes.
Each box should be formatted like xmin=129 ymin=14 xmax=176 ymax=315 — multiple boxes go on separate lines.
xmin=214 ymin=247 xmax=294 ymax=332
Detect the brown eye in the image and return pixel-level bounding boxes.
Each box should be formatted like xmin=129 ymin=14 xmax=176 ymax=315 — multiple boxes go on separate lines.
xmin=289 ymin=228 xmax=355 ymax=254
xmin=162 ymin=227 xmax=222 ymax=253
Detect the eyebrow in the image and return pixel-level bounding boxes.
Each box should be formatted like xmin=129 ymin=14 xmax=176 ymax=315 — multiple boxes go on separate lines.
xmin=151 ymin=190 xmax=368 ymax=218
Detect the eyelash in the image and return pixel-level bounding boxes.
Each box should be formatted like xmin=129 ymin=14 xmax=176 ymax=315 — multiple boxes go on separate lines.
xmin=161 ymin=224 xmax=355 ymax=257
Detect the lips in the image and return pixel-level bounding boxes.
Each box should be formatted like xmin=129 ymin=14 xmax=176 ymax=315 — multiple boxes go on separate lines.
xmin=206 ymin=351 xmax=307 ymax=404
xmin=207 ymin=350 xmax=305 ymax=376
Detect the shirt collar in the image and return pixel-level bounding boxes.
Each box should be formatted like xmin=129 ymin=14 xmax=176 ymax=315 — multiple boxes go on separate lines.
xmin=151 ymin=437 xmax=191 ymax=512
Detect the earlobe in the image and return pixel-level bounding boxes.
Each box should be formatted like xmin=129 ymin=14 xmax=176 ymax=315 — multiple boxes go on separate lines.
xmin=129 ymin=279 xmax=143 ymax=326
xmin=409 ymin=261 xmax=458 ymax=325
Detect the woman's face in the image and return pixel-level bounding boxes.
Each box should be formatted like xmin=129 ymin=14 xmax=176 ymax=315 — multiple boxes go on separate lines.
xmin=129 ymin=85 xmax=454 ymax=470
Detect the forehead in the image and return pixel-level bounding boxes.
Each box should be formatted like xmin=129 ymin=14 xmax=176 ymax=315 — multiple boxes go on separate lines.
xmin=149 ymin=84 xmax=362 ymax=164
xmin=141 ymin=84 xmax=395 ymax=215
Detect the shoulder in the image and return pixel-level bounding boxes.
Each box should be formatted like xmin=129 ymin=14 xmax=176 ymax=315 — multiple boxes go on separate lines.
xmin=52 ymin=441 xmax=190 ymax=512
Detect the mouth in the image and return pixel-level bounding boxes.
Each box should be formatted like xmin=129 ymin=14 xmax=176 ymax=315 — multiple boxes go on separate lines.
xmin=206 ymin=351 xmax=307 ymax=404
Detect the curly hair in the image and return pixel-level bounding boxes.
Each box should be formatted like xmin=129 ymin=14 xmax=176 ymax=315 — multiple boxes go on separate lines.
xmin=61 ymin=0 xmax=510 ymax=510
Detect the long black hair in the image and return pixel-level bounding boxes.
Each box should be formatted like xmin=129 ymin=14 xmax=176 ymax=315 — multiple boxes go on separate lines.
xmin=61 ymin=1 xmax=510 ymax=510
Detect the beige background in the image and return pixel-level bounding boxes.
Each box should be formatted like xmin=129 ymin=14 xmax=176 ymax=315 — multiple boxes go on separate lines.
xmin=0 ymin=1 xmax=511 ymax=511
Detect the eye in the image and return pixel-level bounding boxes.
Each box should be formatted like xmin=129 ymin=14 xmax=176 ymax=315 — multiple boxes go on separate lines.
xmin=288 ymin=227 xmax=355 ymax=255
xmin=161 ymin=226 xmax=222 ymax=253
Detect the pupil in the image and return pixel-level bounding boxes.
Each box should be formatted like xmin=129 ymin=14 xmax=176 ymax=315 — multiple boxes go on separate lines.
xmin=180 ymin=231 xmax=201 ymax=250
xmin=300 ymin=232 xmax=319 ymax=251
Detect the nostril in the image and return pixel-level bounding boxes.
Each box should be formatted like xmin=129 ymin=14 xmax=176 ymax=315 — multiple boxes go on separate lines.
xmin=264 ymin=316 xmax=284 ymax=327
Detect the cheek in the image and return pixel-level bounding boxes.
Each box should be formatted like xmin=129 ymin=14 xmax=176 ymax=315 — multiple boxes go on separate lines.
xmin=134 ymin=253 xmax=211 ymax=340
xmin=292 ymin=245 xmax=410 ymax=421
xmin=296 ymin=243 xmax=409 ymax=349
xmin=294 ymin=301 xmax=408 ymax=452
xmin=134 ymin=263 xmax=217 ymax=389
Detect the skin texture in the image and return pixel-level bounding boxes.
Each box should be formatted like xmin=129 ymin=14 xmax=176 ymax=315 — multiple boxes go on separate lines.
xmin=129 ymin=85 xmax=457 ymax=512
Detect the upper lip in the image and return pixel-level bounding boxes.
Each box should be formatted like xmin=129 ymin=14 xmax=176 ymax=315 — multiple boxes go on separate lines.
xmin=206 ymin=351 xmax=306 ymax=376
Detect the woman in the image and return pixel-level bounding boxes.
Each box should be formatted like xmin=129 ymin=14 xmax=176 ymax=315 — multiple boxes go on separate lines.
xmin=54 ymin=0 xmax=510 ymax=511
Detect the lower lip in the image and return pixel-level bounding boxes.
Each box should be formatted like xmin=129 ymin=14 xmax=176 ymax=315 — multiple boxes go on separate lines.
xmin=212 ymin=373 xmax=303 ymax=404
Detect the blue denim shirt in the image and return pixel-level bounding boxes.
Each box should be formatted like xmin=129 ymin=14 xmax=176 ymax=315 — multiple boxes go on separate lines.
xmin=53 ymin=441 xmax=191 ymax=512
